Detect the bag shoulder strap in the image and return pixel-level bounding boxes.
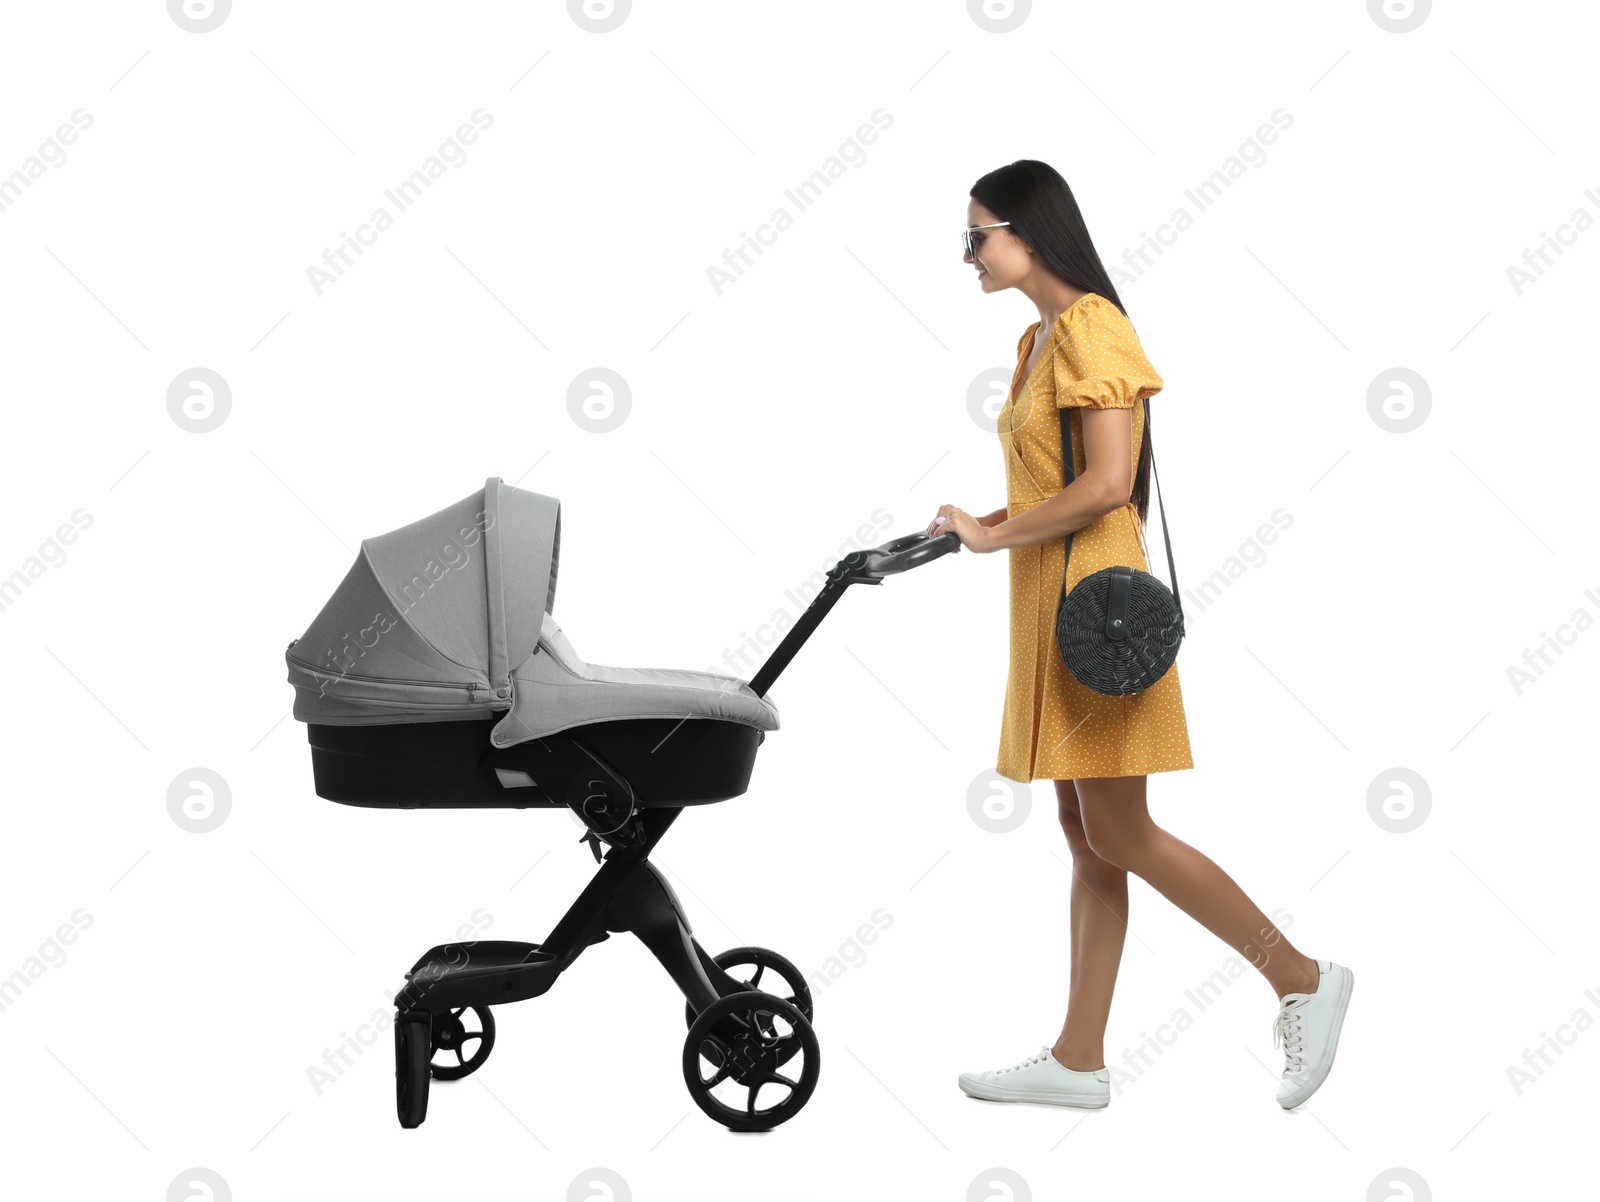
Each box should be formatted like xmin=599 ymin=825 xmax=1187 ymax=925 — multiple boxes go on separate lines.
xmin=1058 ymin=400 xmax=1182 ymax=620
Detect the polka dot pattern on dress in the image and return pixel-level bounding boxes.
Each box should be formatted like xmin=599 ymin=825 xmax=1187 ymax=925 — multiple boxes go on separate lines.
xmin=993 ymin=292 xmax=1194 ymax=783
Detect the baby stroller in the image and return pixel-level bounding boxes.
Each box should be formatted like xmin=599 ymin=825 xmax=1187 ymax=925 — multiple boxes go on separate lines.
xmin=285 ymin=478 xmax=956 ymax=1131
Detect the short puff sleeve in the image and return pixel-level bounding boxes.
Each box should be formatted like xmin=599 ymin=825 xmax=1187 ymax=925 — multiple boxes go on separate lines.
xmin=1051 ymin=294 xmax=1164 ymax=409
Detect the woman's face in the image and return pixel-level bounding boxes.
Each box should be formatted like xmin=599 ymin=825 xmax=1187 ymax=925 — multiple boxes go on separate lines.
xmin=965 ymin=199 xmax=1031 ymax=292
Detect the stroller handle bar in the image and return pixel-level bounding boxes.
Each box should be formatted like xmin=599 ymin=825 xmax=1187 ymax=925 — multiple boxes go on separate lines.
xmin=747 ymin=529 xmax=960 ymax=698
xmin=837 ymin=530 xmax=960 ymax=580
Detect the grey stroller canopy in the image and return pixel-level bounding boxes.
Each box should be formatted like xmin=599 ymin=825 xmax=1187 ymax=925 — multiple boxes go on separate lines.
xmin=285 ymin=478 xmax=778 ymax=746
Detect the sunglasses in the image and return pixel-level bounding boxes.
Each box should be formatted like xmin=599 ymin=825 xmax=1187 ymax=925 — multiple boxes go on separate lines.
xmin=963 ymin=221 xmax=1010 ymax=259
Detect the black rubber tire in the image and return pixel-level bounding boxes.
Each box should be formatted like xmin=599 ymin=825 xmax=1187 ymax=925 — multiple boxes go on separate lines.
xmin=395 ymin=1015 xmax=431 ymax=1128
xmin=683 ymin=990 xmax=820 ymax=1132
xmin=429 ymin=1005 xmax=496 ymax=1081
xmin=685 ymin=946 xmax=814 ymax=1068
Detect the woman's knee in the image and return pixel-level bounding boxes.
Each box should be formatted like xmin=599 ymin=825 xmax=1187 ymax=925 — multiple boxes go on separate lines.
xmin=1074 ymin=778 xmax=1156 ymax=871
xmin=1079 ymin=809 xmax=1156 ymax=871
xmin=1056 ymin=788 xmax=1102 ymax=863
xmin=1081 ymin=819 xmax=1158 ymax=877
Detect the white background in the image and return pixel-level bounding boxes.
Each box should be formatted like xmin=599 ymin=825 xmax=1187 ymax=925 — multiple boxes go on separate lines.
xmin=1 ymin=1 xmax=1595 ymax=1199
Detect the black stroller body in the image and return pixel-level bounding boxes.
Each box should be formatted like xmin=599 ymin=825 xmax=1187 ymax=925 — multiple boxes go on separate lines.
xmin=286 ymin=479 xmax=955 ymax=1131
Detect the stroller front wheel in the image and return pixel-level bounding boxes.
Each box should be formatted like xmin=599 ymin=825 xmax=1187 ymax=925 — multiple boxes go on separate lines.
xmin=683 ymin=990 xmax=820 ymax=1132
xmin=395 ymin=1013 xmax=431 ymax=1128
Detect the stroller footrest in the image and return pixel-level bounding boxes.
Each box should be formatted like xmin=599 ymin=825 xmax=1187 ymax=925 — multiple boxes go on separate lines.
xmin=407 ymin=940 xmax=544 ymax=975
xmin=397 ymin=944 xmax=560 ymax=1011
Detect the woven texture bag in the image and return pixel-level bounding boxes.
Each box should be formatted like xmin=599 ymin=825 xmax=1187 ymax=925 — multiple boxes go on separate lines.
xmin=1053 ymin=399 xmax=1185 ymax=696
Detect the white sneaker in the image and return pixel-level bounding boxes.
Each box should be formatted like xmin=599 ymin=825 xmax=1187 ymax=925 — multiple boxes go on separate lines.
xmin=1273 ymin=959 xmax=1353 ymax=1109
xmin=958 ymin=1044 xmax=1111 ymax=1108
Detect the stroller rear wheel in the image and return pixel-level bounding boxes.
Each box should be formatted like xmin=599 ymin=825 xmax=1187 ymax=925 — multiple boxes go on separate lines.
xmin=429 ymin=1004 xmax=496 ymax=1081
xmin=395 ymin=1013 xmax=431 ymax=1128
xmin=683 ymin=990 xmax=819 ymax=1132
xmin=685 ymin=946 xmax=813 ymax=1068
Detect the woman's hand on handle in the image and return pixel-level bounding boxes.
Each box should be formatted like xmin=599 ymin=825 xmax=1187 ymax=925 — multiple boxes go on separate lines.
xmin=924 ymin=504 xmax=995 ymax=553
xmin=925 ymin=504 xmax=1005 ymax=536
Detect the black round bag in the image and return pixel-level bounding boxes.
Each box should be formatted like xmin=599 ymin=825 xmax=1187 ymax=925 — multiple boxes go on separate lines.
xmin=1053 ymin=403 xmax=1185 ymax=696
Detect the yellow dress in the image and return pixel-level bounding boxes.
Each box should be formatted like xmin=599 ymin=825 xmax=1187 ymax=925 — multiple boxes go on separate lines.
xmin=995 ymin=292 xmax=1194 ymax=782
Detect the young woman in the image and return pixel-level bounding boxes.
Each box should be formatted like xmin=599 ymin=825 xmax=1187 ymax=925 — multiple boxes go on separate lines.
xmin=930 ymin=160 xmax=1352 ymax=1111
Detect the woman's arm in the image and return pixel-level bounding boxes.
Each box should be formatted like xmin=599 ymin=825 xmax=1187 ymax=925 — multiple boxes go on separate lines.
xmin=932 ymin=407 xmax=1134 ymax=552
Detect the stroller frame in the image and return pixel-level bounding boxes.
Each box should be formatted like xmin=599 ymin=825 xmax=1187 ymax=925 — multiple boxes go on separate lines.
xmin=394 ymin=804 xmax=792 ymax=1127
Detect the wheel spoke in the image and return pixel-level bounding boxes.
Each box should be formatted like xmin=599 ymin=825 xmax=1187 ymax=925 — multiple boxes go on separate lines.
xmin=741 ymin=1071 xmax=792 ymax=1117
xmin=745 ymin=1064 xmax=795 ymax=1091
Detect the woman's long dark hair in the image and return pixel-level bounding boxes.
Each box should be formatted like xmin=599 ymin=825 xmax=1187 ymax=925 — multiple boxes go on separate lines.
xmin=970 ymin=159 xmax=1156 ymax=526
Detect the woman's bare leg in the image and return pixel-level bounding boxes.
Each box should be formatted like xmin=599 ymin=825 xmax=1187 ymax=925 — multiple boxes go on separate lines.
xmin=1050 ymin=779 xmax=1127 ymax=1072
xmin=1073 ymin=774 xmax=1321 ymax=1000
